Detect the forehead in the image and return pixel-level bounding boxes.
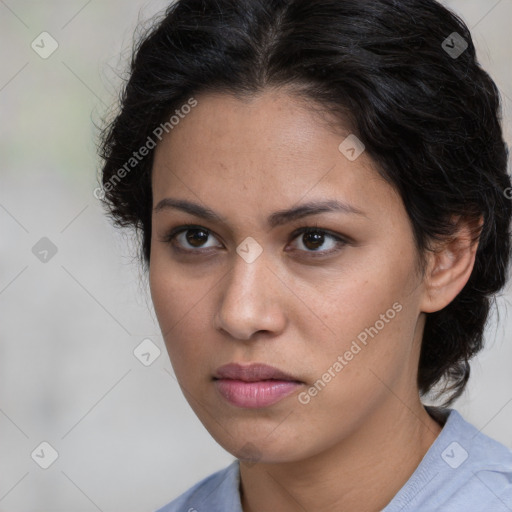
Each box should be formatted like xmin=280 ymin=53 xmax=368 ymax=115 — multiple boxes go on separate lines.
xmin=155 ymin=88 xmax=348 ymax=160
xmin=151 ymin=89 xmax=397 ymax=220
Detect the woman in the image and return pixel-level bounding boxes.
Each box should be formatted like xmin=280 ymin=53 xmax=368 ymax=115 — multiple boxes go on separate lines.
xmin=98 ymin=0 xmax=512 ymax=510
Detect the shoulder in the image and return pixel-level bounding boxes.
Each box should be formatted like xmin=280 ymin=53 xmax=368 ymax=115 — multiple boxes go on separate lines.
xmin=154 ymin=460 xmax=242 ymax=512
xmin=438 ymin=407 xmax=512 ymax=476
xmin=451 ymin=408 xmax=512 ymax=507
xmin=385 ymin=407 xmax=512 ymax=512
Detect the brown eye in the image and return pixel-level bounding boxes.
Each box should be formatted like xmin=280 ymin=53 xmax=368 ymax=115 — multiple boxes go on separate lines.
xmin=301 ymin=231 xmax=326 ymax=251
xmin=161 ymin=225 xmax=222 ymax=253
xmin=290 ymin=227 xmax=346 ymax=256
xmin=184 ymin=228 xmax=210 ymax=248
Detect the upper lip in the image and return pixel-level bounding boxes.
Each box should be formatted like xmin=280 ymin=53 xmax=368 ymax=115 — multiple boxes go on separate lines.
xmin=213 ymin=363 xmax=302 ymax=383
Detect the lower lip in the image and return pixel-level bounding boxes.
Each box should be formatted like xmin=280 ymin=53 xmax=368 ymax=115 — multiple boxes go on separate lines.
xmin=214 ymin=379 xmax=302 ymax=408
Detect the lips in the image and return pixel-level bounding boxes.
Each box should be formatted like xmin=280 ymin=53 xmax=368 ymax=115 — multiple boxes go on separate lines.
xmin=213 ymin=363 xmax=302 ymax=383
xmin=213 ymin=363 xmax=304 ymax=408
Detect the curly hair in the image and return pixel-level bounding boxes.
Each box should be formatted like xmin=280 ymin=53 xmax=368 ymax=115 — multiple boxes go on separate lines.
xmin=97 ymin=0 xmax=512 ymax=406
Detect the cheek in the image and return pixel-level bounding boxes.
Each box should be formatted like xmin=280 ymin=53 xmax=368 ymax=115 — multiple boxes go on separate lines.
xmin=149 ymin=255 xmax=188 ymax=347
xmin=320 ymin=248 xmax=416 ymax=339
xmin=149 ymin=242 xmax=198 ymax=327
xmin=298 ymin=303 xmax=417 ymax=428
xmin=149 ymin=254 xmax=215 ymax=375
xmin=305 ymin=247 xmax=421 ymax=391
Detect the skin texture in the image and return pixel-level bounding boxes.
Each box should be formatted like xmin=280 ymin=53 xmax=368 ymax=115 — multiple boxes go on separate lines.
xmin=149 ymin=88 xmax=479 ymax=512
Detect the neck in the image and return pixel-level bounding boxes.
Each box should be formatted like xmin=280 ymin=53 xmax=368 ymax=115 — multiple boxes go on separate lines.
xmin=239 ymin=398 xmax=443 ymax=512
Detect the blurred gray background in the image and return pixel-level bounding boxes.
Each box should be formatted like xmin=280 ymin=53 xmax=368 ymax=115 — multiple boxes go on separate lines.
xmin=1 ymin=1 xmax=511 ymax=511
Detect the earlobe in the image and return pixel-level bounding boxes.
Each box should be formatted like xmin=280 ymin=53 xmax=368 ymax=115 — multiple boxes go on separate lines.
xmin=420 ymin=216 xmax=483 ymax=314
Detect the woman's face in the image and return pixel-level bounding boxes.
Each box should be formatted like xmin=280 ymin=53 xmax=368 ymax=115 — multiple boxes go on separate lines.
xmin=149 ymin=88 xmax=430 ymax=463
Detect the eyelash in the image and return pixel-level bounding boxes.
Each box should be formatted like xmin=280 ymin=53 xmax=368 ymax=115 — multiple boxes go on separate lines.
xmin=160 ymin=223 xmax=349 ymax=258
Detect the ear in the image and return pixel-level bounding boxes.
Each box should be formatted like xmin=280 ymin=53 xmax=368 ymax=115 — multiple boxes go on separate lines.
xmin=420 ymin=215 xmax=483 ymax=314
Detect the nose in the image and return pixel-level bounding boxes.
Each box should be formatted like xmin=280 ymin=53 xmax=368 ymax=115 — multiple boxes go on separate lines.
xmin=213 ymin=250 xmax=287 ymax=341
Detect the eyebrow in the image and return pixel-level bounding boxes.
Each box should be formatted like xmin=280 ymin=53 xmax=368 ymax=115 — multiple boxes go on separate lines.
xmin=153 ymin=197 xmax=366 ymax=228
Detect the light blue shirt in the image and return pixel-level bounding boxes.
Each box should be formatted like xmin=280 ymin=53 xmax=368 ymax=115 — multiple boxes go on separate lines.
xmin=156 ymin=407 xmax=512 ymax=511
